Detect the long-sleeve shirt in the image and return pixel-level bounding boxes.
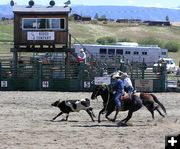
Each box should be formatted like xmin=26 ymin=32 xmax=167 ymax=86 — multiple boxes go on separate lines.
xmin=123 ymin=77 xmax=133 ymax=88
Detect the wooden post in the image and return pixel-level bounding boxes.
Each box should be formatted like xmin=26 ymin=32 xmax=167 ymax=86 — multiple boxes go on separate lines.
xmin=79 ymin=62 xmax=85 ymax=91
xmin=12 ymin=49 xmax=18 ymax=77
xmin=0 ymin=62 xmax=1 ymax=86
xmin=38 ymin=61 xmax=42 ymax=91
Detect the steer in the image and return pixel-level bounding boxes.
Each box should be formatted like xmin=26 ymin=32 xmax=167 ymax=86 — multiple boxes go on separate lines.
xmin=51 ymin=98 xmax=95 ymax=122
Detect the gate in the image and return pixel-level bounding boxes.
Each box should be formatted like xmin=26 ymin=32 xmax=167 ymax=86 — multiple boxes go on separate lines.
xmin=130 ymin=62 xmax=167 ymax=92
xmin=0 ymin=57 xmax=103 ymax=91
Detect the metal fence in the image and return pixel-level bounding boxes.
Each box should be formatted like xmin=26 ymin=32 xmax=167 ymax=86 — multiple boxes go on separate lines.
xmin=0 ymin=56 xmax=168 ymax=92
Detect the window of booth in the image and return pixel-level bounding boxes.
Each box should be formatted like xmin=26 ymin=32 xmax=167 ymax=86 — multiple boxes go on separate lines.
xmin=22 ymin=18 xmax=65 ymax=30
xmin=23 ymin=18 xmax=37 ymax=29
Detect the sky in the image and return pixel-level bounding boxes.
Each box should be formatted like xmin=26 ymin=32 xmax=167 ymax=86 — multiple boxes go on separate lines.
xmin=0 ymin=0 xmax=180 ymax=8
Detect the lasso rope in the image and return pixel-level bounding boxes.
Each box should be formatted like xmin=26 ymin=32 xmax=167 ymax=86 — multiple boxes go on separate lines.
xmin=104 ymin=84 xmax=111 ymax=113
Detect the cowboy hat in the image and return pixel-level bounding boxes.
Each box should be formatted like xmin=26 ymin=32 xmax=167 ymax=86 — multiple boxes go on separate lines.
xmin=112 ymin=73 xmax=121 ymax=79
xmin=121 ymin=73 xmax=128 ymax=78
xmin=117 ymin=70 xmax=123 ymax=75
xmin=80 ymin=48 xmax=84 ymax=52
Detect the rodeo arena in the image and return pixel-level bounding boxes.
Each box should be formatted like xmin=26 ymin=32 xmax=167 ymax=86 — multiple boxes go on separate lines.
xmin=0 ymin=1 xmax=180 ymax=149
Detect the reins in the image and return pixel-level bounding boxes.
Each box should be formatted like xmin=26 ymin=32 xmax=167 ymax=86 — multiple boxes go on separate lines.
xmin=93 ymin=84 xmax=112 ymax=112
xmin=103 ymin=84 xmax=111 ymax=112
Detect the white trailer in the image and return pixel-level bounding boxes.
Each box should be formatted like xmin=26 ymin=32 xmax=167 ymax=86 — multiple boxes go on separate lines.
xmin=73 ymin=43 xmax=168 ymax=66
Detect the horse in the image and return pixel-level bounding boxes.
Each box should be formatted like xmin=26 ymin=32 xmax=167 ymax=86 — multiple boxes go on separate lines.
xmin=134 ymin=92 xmax=167 ymax=119
xmin=91 ymin=84 xmax=143 ymax=124
xmin=123 ymin=86 xmax=167 ymax=118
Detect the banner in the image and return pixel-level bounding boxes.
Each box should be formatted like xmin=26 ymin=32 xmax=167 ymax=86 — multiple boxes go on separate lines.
xmin=27 ymin=32 xmax=54 ymax=40
xmin=95 ymin=77 xmax=111 ymax=85
xmin=135 ymin=79 xmax=153 ymax=92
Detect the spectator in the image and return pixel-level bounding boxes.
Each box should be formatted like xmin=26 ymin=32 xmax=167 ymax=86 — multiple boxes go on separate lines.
xmin=77 ymin=48 xmax=86 ymax=62
xmin=176 ymin=67 xmax=180 ymax=75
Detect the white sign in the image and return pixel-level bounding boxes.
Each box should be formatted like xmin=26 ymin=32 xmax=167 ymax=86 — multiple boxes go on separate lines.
xmin=42 ymin=81 xmax=49 ymax=88
xmin=1 ymin=81 xmax=7 ymax=87
xmin=135 ymin=79 xmax=153 ymax=92
xmin=27 ymin=32 xmax=54 ymax=40
xmin=94 ymin=77 xmax=111 ymax=85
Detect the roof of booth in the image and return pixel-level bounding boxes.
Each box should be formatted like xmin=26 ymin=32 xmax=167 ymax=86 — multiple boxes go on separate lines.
xmin=13 ymin=5 xmax=71 ymax=14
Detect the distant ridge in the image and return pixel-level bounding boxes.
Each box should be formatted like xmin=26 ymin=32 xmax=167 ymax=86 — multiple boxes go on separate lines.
xmin=71 ymin=5 xmax=180 ymax=21
xmin=0 ymin=4 xmax=180 ymax=21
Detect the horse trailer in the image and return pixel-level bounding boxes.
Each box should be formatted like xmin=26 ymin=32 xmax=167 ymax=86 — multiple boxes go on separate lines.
xmin=73 ymin=43 xmax=168 ymax=66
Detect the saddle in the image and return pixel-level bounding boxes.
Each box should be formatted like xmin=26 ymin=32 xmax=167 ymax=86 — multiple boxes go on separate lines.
xmin=121 ymin=92 xmax=131 ymax=101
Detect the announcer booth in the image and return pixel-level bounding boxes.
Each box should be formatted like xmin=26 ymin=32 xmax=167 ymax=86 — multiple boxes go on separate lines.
xmin=11 ymin=3 xmax=71 ymax=65
xmin=1 ymin=2 xmax=89 ymax=91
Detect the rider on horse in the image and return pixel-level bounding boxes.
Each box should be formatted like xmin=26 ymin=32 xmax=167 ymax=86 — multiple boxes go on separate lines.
xmin=120 ymin=72 xmax=134 ymax=98
xmin=112 ymin=73 xmax=125 ymax=112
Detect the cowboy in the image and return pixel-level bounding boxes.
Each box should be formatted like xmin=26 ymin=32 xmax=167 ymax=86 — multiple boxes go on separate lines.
xmin=77 ymin=48 xmax=86 ymax=62
xmin=121 ymin=73 xmax=134 ymax=98
xmin=112 ymin=73 xmax=125 ymax=112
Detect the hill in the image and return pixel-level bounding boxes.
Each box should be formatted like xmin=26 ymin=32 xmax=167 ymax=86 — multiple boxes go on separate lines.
xmin=71 ymin=5 xmax=180 ymax=21
xmin=0 ymin=4 xmax=180 ymax=21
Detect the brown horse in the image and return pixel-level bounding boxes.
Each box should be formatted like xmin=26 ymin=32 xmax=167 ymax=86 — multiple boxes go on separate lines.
xmin=134 ymin=92 xmax=167 ymax=119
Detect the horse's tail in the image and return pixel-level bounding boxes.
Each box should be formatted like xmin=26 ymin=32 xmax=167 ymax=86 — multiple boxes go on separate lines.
xmin=150 ymin=93 xmax=167 ymax=114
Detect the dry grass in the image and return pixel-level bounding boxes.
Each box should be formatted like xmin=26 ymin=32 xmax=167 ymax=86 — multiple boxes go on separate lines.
xmin=69 ymin=21 xmax=180 ymax=43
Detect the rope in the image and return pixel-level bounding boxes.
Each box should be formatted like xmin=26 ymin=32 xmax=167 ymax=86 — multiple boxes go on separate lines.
xmin=104 ymin=85 xmax=111 ymax=112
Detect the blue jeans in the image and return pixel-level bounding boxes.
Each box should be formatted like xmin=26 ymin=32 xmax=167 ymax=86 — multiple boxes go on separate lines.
xmin=114 ymin=93 xmax=122 ymax=109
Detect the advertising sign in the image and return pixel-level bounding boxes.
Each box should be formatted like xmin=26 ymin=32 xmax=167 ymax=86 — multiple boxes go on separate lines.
xmin=94 ymin=77 xmax=111 ymax=85
xmin=135 ymin=79 xmax=153 ymax=92
xmin=27 ymin=32 xmax=54 ymax=40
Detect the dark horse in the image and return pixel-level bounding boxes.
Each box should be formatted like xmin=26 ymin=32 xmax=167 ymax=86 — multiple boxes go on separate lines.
xmin=91 ymin=84 xmax=143 ymax=124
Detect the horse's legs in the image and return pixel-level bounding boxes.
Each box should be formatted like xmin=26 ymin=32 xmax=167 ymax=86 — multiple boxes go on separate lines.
xmin=105 ymin=110 xmax=116 ymax=122
xmin=98 ymin=108 xmax=105 ymax=123
xmin=154 ymin=106 xmax=165 ymax=117
xmin=110 ymin=110 xmax=119 ymax=122
xmin=120 ymin=110 xmax=133 ymax=124
xmin=144 ymin=103 xmax=155 ymax=119
xmin=149 ymin=110 xmax=154 ymax=119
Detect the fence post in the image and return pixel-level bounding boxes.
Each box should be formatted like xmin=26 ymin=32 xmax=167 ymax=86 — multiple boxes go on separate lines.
xmin=160 ymin=62 xmax=167 ymax=91
xmin=0 ymin=62 xmax=1 ymax=89
xmin=38 ymin=61 xmax=42 ymax=91
xmin=78 ymin=62 xmax=85 ymax=91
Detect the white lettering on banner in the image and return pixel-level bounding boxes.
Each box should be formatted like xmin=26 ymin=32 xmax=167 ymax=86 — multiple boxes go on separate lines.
xmin=135 ymin=79 xmax=153 ymax=92
xmin=95 ymin=77 xmax=111 ymax=85
xmin=27 ymin=32 xmax=54 ymax=40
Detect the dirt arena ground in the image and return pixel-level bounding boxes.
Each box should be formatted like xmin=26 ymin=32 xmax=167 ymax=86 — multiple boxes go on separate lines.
xmin=0 ymin=91 xmax=179 ymax=149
